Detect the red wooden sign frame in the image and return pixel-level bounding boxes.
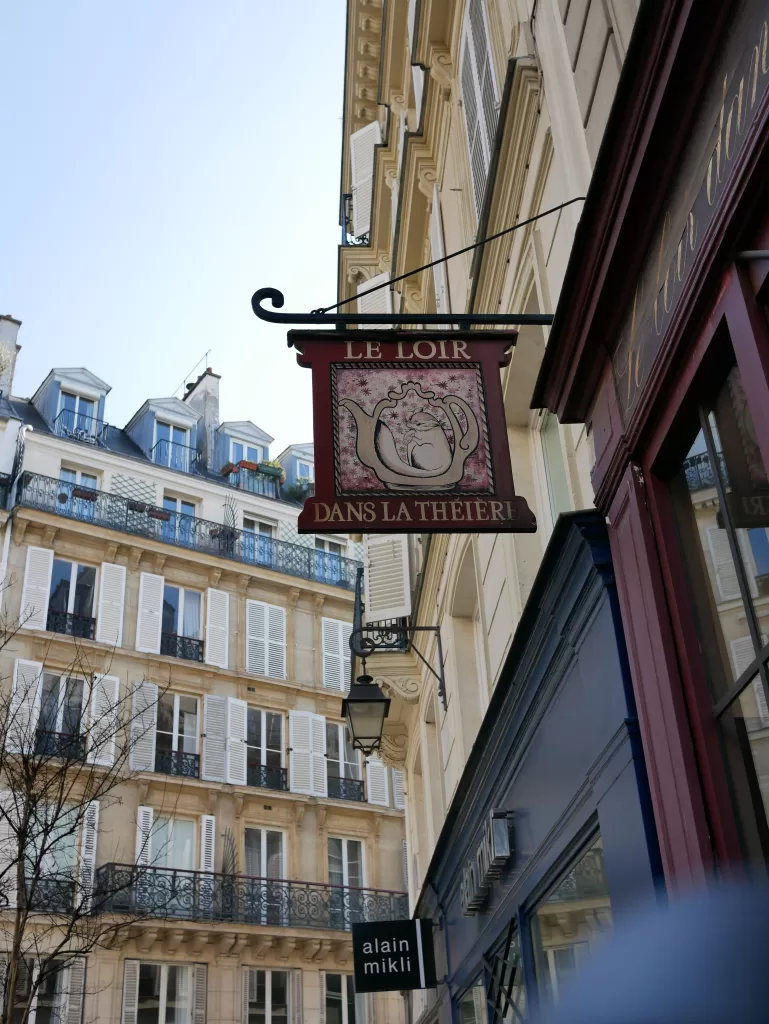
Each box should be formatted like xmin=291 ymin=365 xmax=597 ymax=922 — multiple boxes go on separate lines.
xmin=290 ymin=330 xmax=537 ymax=534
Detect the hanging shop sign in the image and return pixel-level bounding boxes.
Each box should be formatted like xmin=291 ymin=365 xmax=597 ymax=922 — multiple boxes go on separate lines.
xmin=352 ymin=919 xmax=437 ymax=993
xmin=289 ymin=330 xmax=537 ymax=534
xmin=460 ymin=810 xmax=515 ymax=916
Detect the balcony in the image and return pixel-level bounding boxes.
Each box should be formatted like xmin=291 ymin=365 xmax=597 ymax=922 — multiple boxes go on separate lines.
xmin=46 ymin=609 xmax=95 ymax=640
xmin=94 ymin=864 xmax=408 ymax=930
xmin=34 ymin=730 xmax=87 ymax=761
xmin=327 ymin=775 xmax=365 ymax=802
xmin=160 ymin=632 xmax=204 ymax=662
xmin=247 ymin=763 xmax=288 ymax=791
xmin=155 ymin=749 xmax=200 ymax=779
xmin=684 ymin=451 xmax=727 ymax=491
xmin=26 ymin=873 xmax=76 ymax=914
xmin=228 ymin=467 xmax=280 ymax=499
xmin=53 ymin=409 xmax=110 ymax=447
xmin=151 ymin=439 xmax=201 ymax=475
xmin=17 ymin=473 xmax=362 ymax=591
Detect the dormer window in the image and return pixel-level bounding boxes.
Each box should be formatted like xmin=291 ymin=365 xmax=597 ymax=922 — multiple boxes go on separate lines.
xmin=153 ymin=422 xmax=191 ymax=472
xmin=56 ymin=392 xmax=102 ymax=442
xmin=297 ymin=461 xmax=314 ymax=483
xmin=231 ymin=440 xmax=263 ymax=466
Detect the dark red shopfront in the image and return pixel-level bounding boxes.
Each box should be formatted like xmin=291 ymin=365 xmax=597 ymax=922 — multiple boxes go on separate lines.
xmin=534 ymin=0 xmax=769 ymax=891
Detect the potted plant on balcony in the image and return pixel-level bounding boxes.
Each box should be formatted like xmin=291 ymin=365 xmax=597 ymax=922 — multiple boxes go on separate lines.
xmin=72 ymin=486 xmax=98 ymax=501
xmin=147 ymin=506 xmax=172 ymax=521
xmin=258 ymin=460 xmax=286 ymax=484
xmin=238 ymin=459 xmax=259 ymax=472
xmin=221 ymin=462 xmax=237 ymax=476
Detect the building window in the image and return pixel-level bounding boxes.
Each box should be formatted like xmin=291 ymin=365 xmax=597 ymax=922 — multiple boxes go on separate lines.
xmin=459 ymin=0 xmax=498 ymax=217
xmin=325 ymin=974 xmax=363 ymax=1024
xmin=37 ymin=672 xmax=85 ymax=758
xmin=667 ymin=357 xmax=769 ymax=855
xmin=151 ymin=818 xmax=196 ymax=870
xmin=48 ymin=558 xmax=96 ymax=638
xmin=328 ymin=837 xmax=363 ymax=890
xmin=162 ymin=496 xmax=196 ymax=545
xmin=457 ymin=979 xmax=487 ymax=1024
xmin=155 ymin=693 xmax=199 ymax=777
xmin=297 ymin=461 xmax=314 ymax=482
xmin=244 ymin=969 xmax=290 ymax=1024
xmin=59 ymin=391 xmax=96 ymax=433
xmin=134 ymin=963 xmax=193 ymax=1024
xmin=246 ymin=707 xmax=284 ymax=789
xmin=243 ymin=518 xmax=275 ymax=564
xmin=231 ymin=440 xmax=263 ymax=465
xmin=315 ymin=538 xmax=344 ymax=584
xmin=243 ymin=828 xmax=285 ymax=926
xmin=540 ymin=413 xmax=572 ymax=524
xmin=161 ymin=585 xmax=203 ymax=661
xmin=27 ymin=804 xmax=78 ymax=913
xmin=326 ymin=723 xmax=363 ymax=801
xmin=154 ymin=422 xmax=191 ymax=471
xmin=531 ymin=836 xmax=612 ymax=1008
xmin=10 ymin=959 xmax=81 ymax=1024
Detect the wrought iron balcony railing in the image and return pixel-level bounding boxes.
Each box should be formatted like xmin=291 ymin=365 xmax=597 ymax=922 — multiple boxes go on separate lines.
xmin=230 ymin=468 xmax=280 ymax=499
xmin=34 ymin=730 xmax=87 ymax=761
xmin=93 ymin=864 xmax=408 ymax=930
xmin=684 ymin=451 xmax=728 ymax=491
xmin=26 ymin=873 xmax=76 ymax=914
xmin=327 ymin=775 xmax=365 ymax=802
xmin=151 ymin=439 xmax=202 ymax=475
xmin=46 ymin=609 xmax=96 ymax=640
xmin=17 ymin=473 xmax=361 ymax=591
xmin=155 ymin=749 xmax=200 ymax=779
xmin=160 ymin=632 xmax=204 ymax=662
xmin=53 ymin=410 xmax=110 ymax=447
xmin=247 ymin=763 xmax=288 ymax=791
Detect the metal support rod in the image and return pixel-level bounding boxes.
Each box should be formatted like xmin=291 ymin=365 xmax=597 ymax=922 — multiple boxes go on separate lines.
xmin=351 ymin=622 xmax=448 ymax=709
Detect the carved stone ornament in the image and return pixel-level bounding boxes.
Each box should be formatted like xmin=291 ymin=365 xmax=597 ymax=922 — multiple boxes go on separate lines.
xmin=379 ymin=723 xmax=408 ymax=769
xmin=377 ymin=674 xmax=421 ymax=704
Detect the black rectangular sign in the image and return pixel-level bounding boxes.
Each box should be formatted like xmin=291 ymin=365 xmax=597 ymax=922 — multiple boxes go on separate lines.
xmin=352 ymin=919 xmax=437 ymax=993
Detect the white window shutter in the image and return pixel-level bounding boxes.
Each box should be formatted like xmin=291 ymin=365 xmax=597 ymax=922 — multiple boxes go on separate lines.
xmin=402 ymin=839 xmax=409 ymax=890
xmin=7 ymin=659 xmax=43 ymax=754
xmin=311 ymin=713 xmax=328 ymax=798
xmin=350 ymin=120 xmax=382 ymax=237
xmin=136 ymin=572 xmax=164 ymax=653
xmin=364 ymin=536 xmax=412 ymax=621
xmin=192 ymin=963 xmax=207 ymax=1024
xmin=63 ymin=960 xmax=86 ymax=1024
xmin=392 ymin=769 xmax=405 ymax=810
xmin=200 ymin=815 xmax=216 ymax=872
xmin=78 ymin=800 xmax=99 ymax=913
xmin=205 ymin=588 xmax=229 ymax=669
xmin=322 ymin=619 xmax=351 ymax=692
xmin=0 ymin=790 xmax=18 ymax=909
xmin=430 ymin=185 xmax=451 ymax=315
xmin=226 ymin=697 xmax=248 ymax=785
xmin=87 ymin=674 xmax=120 ymax=766
xmin=319 ymin=973 xmax=327 ymax=1024
xmin=357 ymin=272 xmax=393 ymax=329
xmin=135 ymin=806 xmax=154 ymax=866
xmin=366 ymin=756 xmax=389 ymax=806
xmin=731 ymin=635 xmax=756 ymax=677
xmin=413 ymin=66 xmax=425 ymax=124
xmin=96 ymin=561 xmax=126 ymax=646
xmin=753 ymin=679 xmax=769 ymax=726
xmin=121 ymin=961 xmax=140 ymax=1024
xmin=289 ymin=710 xmax=314 ymax=795
xmin=129 ymin=682 xmax=157 ymax=772
xmin=241 ymin=968 xmax=250 ymax=1024
xmin=291 ymin=970 xmax=303 ymax=1024
xmin=202 ymin=694 xmax=227 ymax=782
xmin=20 ymin=546 xmax=53 ymax=631
xmin=246 ymin=600 xmax=267 ymax=676
xmin=268 ymin=605 xmax=286 ymax=679
xmin=738 ymin=530 xmax=760 ymax=598
xmin=707 ymin=528 xmax=740 ymax=601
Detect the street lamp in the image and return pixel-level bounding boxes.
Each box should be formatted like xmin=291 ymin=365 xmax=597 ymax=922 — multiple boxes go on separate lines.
xmin=342 ymin=662 xmax=391 ymax=756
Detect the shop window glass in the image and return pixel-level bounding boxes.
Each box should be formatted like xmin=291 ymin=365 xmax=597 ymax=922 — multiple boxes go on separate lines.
xmin=541 ymin=413 xmax=572 ymax=522
xmin=486 ymin=924 xmax=525 ymax=1024
xmin=668 ymin=359 xmax=769 ymax=856
xmin=458 ymin=979 xmax=487 ymax=1024
xmin=531 ymin=836 xmax=612 ymax=1008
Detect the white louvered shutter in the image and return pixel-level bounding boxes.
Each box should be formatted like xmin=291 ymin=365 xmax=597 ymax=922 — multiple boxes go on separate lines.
xmin=738 ymin=530 xmax=760 ymax=597
xmin=402 ymin=839 xmax=409 ymax=889
xmin=413 ymin=66 xmax=426 ymax=124
xmin=357 ymin=272 xmax=393 ymax=329
xmin=291 ymin=970 xmax=303 ymax=1024
xmin=135 ymin=806 xmax=153 ymax=866
xmin=322 ymin=619 xmax=352 ymax=692
xmin=392 ymin=769 xmax=405 ymax=810
xmin=0 ymin=790 xmax=18 ymax=910
xmin=460 ymin=0 xmax=497 ymax=217
xmin=731 ymin=634 xmax=769 ymax=727
xmin=87 ymin=674 xmax=120 ymax=766
xmin=63 ymin=960 xmax=86 ymax=1024
xmin=319 ymin=973 xmax=327 ymax=1024
xmin=754 ymin=679 xmax=769 ymax=726
xmin=20 ymin=546 xmax=53 ymax=631
xmin=241 ymin=969 xmax=250 ymax=1024
xmin=136 ymin=572 xmax=164 ymax=653
xmin=200 ymin=815 xmax=216 ymax=872
xmin=366 ymin=756 xmax=390 ymax=806
xmin=311 ymin=713 xmax=328 ymax=798
xmin=7 ymin=659 xmax=43 ymax=753
xmin=707 ymin=528 xmax=740 ymax=601
xmin=202 ymin=694 xmax=227 ymax=782
xmin=192 ymin=964 xmax=207 ymax=1024
xmin=430 ymin=185 xmax=450 ymax=315
xmin=226 ymin=698 xmax=248 ymax=785
xmin=96 ymin=561 xmax=126 ymax=646
xmin=78 ymin=800 xmax=99 ymax=913
xmin=289 ymin=711 xmax=313 ymax=795
xmin=121 ymin=961 xmax=140 ymax=1024
xmin=350 ymin=120 xmax=382 ymax=238
xmin=268 ymin=605 xmax=286 ymax=679
xmin=129 ymin=682 xmax=158 ymax=772
xmin=246 ymin=600 xmax=267 ymax=676
xmin=364 ymin=536 xmax=412 ymax=621
xmin=205 ymin=588 xmax=229 ymax=669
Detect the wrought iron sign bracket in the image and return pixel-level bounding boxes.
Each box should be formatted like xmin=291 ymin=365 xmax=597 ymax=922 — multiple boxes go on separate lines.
xmin=351 ymin=621 xmax=447 ymax=710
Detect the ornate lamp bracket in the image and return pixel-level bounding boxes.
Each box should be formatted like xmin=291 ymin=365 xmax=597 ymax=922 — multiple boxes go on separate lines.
xmin=351 ymin=621 xmax=446 ymax=710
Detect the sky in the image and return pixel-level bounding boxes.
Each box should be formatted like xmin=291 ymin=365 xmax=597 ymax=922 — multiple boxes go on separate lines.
xmin=0 ymin=0 xmax=346 ymax=456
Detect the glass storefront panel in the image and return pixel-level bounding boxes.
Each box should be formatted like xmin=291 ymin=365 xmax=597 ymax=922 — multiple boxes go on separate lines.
xmin=487 ymin=926 xmax=526 ymax=1024
xmin=531 ymin=836 xmax=612 ymax=1008
xmin=458 ymin=979 xmax=487 ymax=1024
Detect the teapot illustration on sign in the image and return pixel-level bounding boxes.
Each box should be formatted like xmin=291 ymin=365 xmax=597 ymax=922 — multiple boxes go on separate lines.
xmin=340 ymin=381 xmax=480 ymax=490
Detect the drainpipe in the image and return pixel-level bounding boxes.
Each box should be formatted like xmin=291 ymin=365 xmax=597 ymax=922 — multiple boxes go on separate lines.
xmin=0 ymin=425 xmax=32 ymax=617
